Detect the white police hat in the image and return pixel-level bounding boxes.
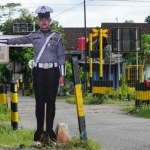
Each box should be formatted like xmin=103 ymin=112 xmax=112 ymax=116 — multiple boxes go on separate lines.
xmin=35 ymin=6 xmax=53 ymax=14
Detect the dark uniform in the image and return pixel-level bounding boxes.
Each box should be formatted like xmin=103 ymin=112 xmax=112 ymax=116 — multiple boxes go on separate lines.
xmin=7 ymin=6 xmax=66 ymax=143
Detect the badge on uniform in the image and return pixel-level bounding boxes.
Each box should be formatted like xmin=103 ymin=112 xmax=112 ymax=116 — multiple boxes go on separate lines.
xmin=51 ymin=34 xmax=57 ymax=41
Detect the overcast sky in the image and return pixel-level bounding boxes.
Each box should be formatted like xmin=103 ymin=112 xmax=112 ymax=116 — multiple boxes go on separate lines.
xmin=0 ymin=0 xmax=150 ymax=27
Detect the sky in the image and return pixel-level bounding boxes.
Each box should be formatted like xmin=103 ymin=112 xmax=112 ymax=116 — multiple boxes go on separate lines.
xmin=0 ymin=0 xmax=150 ymax=27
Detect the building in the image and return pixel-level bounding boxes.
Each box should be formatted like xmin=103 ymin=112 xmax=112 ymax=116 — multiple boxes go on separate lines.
xmin=63 ymin=23 xmax=150 ymax=89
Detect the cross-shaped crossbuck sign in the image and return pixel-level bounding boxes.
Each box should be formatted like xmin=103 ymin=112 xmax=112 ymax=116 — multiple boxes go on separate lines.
xmin=92 ymin=28 xmax=108 ymax=38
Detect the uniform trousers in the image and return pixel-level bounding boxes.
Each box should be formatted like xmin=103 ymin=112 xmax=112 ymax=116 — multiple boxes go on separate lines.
xmin=32 ymin=66 xmax=60 ymax=141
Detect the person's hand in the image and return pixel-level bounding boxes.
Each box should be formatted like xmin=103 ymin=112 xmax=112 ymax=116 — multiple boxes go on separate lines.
xmin=59 ymin=76 xmax=65 ymax=85
xmin=0 ymin=39 xmax=8 ymax=44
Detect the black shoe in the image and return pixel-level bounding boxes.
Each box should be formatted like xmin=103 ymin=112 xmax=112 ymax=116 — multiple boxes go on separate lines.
xmin=41 ymin=131 xmax=57 ymax=146
xmin=47 ymin=129 xmax=57 ymax=141
xmin=40 ymin=131 xmax=49 ymax=145
xmin=34 ymin=130 xmax=43 ymax=141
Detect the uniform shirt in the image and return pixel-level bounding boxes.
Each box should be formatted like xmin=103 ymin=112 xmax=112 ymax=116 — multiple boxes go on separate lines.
xmin=7 ymin=29 xmax=66 ymax=76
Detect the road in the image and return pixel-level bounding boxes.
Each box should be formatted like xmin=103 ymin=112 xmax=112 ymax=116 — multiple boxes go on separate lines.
xmin=8 ymin=91 xmax=150 ymax=150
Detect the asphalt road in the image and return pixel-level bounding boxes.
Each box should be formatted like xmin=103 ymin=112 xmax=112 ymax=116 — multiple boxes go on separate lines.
xmin=7 ymin=92 xmax=150 ymax=150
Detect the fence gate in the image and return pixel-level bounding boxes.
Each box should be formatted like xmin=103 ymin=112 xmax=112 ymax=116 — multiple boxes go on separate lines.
xmin=122 ymin=65 xmax=144 ymax=87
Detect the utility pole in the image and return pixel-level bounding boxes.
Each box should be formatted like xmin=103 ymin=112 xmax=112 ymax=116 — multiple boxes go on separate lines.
xmin=84 ymin=0 xmax=88 ymax=92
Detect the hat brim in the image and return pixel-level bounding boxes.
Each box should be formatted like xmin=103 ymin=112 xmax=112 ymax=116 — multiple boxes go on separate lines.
xmin=38 ymin=12 xmax=50 ymax=19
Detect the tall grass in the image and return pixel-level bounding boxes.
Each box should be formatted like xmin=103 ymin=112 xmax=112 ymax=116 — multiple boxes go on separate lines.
xmin=123 ymin=105 xmax=150 ymax=118
xmin=0 ymin=124 xmax=34 ymax=148
xmin=0 ymin=104 xmax=10 ymax=121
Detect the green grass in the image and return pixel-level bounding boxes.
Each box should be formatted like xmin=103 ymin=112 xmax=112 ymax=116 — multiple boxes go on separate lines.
xmin=66 ymin=94 xmax=150 ymax=119
xmin=0 ymin=104 xmax=11 ymax=121
xmin=0 ymin=97 xmax=102 ymax=150
xmin=58 ymin=137 xmax=102 ymax=150
xmin=66 ymin=95 xmax=134 ymax=106
xmin=57 ymin=95 xmax=73 ymax=100
xmin=0 ymin=124 xmax=34 ymax=148
xmin=0 ymin=123 xmax=102 ymax=150
xmin=123 ymin=105 xmax=150 ymax=118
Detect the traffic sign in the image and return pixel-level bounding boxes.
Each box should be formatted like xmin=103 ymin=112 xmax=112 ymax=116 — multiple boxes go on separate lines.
xmin=92 ymin=28 xmax=108 ymax=38
xmin=0 ymin=46 xmax=9 ymax=64
xmin=102 ymin=29 xmax=108 ymax=38
xmin=102 ymin=29 xmax=108 ymax=33
xmin=92 ymin=33 xmax=98 ymax=37
xmin=102 ymin=34 xmax=108 ymax=38
xmin=92 ymin=29 xmax=98 ymax=33
xmin=92 ymin=28 xmax=98 ymax=37
xmin=6 ymin=62 xmax=13 ymax=71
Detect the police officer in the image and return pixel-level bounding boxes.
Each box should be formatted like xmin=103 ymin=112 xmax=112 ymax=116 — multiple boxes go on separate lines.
xmin=3 ymin=6 xmax=66 ymax=145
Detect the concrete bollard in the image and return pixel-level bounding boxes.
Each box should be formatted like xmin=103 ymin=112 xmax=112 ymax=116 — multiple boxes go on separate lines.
xmin=0 ymin=84 xmax=7 ymax=105
xmin=10 ymin=81 xmax=18 ymax=130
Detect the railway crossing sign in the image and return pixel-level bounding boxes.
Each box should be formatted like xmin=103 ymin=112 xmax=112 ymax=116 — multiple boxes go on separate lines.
xmin=92 ymin=28 xmax=108 ymax=38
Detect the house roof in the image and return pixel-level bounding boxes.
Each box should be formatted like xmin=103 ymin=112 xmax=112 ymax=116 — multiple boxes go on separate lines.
xmin=63 ymin=23 xmax=150 ymax=51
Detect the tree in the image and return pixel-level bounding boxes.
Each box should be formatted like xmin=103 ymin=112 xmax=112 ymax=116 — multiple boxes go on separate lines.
xmin=65 ymin=61 xmax=86 ymax=83
xmin=0 ymin=3 xmax=21 ymax=24
xmin=0 ymin=3 xmax=64 ymax=34
xmin=124 ymin=34 xmax=150 ymax=73
xmin=145 ymin=16 xmax=150 ymax=23
xmin=0 ymin=7 xmax=36 ymax=35
xmin=0 ymin=3 xmax=65 ymax=84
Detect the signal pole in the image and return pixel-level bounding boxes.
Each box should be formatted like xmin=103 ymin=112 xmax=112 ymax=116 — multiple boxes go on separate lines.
xmin=84 ymin=0 xmax=88 ymax=92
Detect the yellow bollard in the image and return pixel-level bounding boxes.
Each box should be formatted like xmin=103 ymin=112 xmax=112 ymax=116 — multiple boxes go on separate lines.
xmin=10 ymin=81 xmax=18 ymax=130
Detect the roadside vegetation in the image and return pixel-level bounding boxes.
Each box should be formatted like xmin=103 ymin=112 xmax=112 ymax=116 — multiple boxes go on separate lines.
xmin=0 ymin=104 xmax=102 ymax=150
xmin=123 ymin=105 xmax=150 ymax=118
xmin=0 ymin=104 xmax=10 ymax=121
xmin=65 ymin=82 xmax=150 ymax=119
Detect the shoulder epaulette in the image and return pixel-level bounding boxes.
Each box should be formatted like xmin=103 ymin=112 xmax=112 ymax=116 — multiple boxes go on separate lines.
xmin=52 ymin=30 xmax=61 ymax=35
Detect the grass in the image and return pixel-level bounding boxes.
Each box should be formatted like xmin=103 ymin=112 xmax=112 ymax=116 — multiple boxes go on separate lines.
xmin=123 ymin=105 xmax=150 ymax=118
xmin=58 ymin=137 xmax=102 ymax=150
xmin=0 ymin=124 xmax=34 ymax=148
xmin=0 ymin=103 xmax=102 ymax=150
xmin=66 ymin=94 xmax=134 ymax=106
xmin=0 ymin=123 xmax=102 ymax=150
xmin=0 ymin=104 xmax=11 ymax=121
xmin=65 ymin=93 xmax=150 ymax=119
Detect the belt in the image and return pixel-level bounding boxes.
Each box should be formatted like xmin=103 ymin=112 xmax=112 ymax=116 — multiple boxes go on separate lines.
xmin=35 ymin=62 xmax=58 ymax=69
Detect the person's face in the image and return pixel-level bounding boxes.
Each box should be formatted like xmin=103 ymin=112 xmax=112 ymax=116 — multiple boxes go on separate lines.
xmin=38 ymin=18 xmax=51 ymax=30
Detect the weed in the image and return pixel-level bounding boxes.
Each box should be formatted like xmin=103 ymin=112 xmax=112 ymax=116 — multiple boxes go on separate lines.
xmin=0 ymin=104 xmax=10 ymax=121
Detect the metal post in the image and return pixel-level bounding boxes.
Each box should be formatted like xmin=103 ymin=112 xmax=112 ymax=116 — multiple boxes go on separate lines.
xmin=109 ymin=45 xmax=111 ymax=80
xmin=33 ymin=21 xmax=35 ymax=32
xmin=72 ymin=56 xmax=87 ymax=140
xmin=0 ymin=84 xmax=7 ymax=105
xmin=13 ymin=62 xmax=15 ymax=81
xmin=84 ymin=0 xmax=88 ymax=92
xmin=135 ymin=28 xmax=139 ymax=83
xmin=89 ymin=32 xmax=92 ymax=93
xmin=136 ymin=52 xmax=138 ymax=82
xmin=10 ymin=81 xmax=18 ymax=130
xmin=99 ymin=29 xmax=103 ymax=80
